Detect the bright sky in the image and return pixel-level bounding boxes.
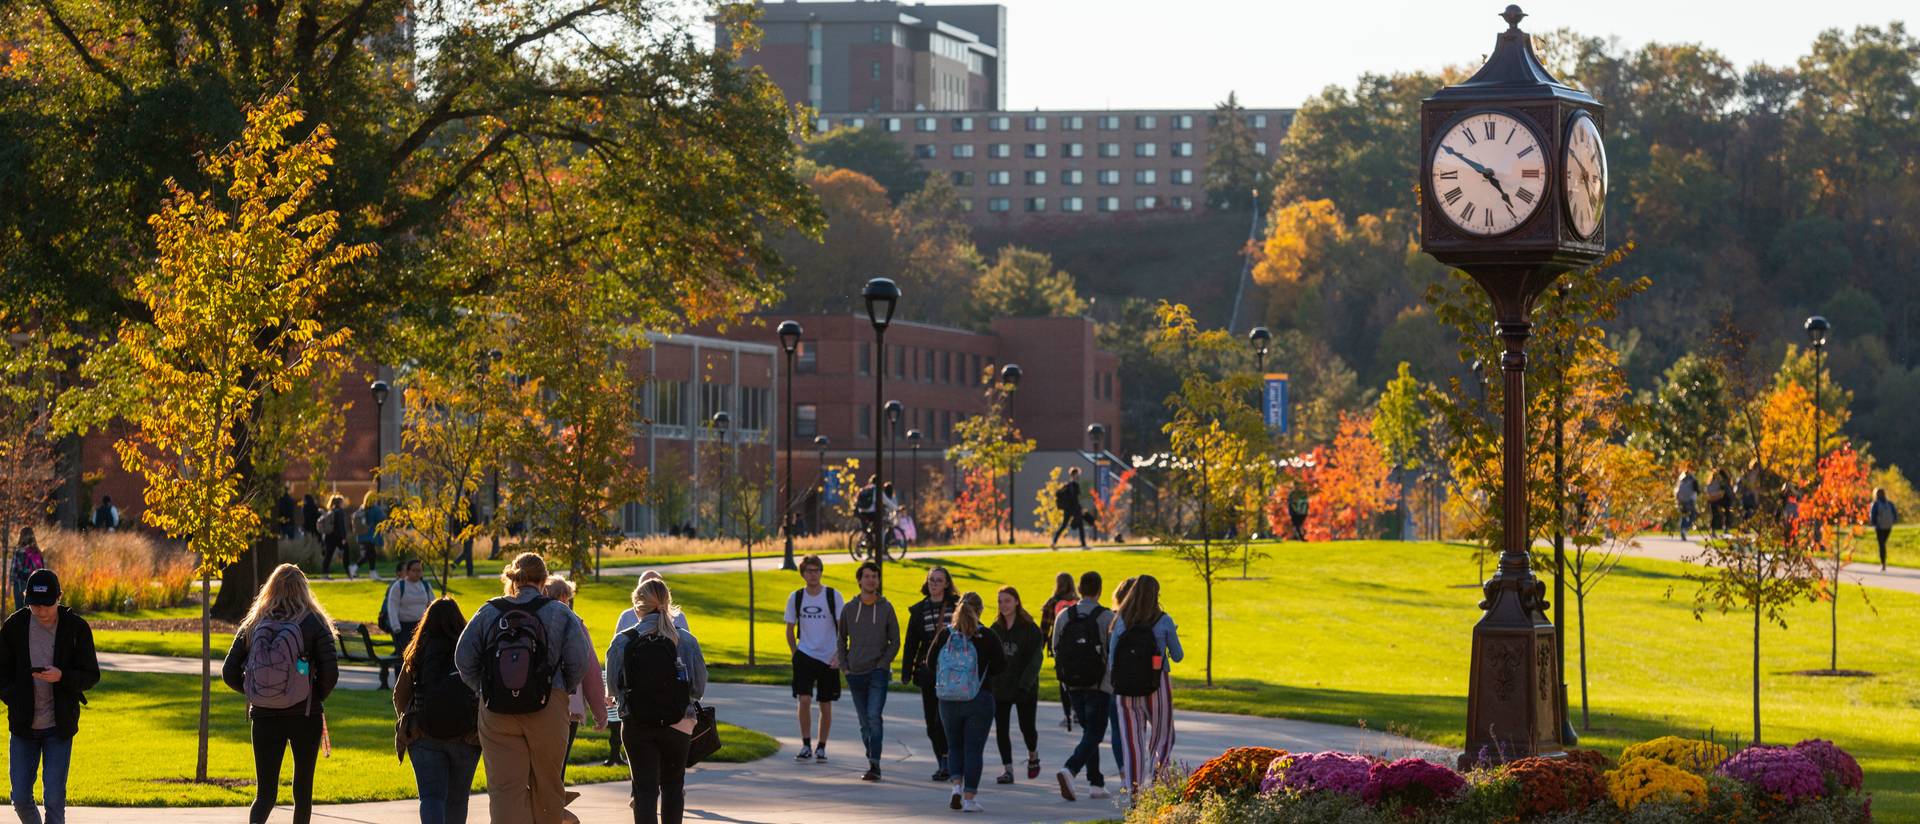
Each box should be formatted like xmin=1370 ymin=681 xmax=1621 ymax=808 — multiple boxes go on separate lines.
xmin=994 ymin=0 xmax=1912 ymax=110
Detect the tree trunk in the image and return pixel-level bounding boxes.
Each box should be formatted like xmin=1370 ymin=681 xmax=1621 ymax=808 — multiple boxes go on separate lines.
xmin=1204 ymin=573 xmax=1214 ymax=687
xmin=1577 ymin=593 xmax=1589 ymax=730
xmin=1752 ymin=590 xmax=1762 ymax=745
xmin=197 ymin=573 xmax=212 ymax=782
xmin=746 ymin=534 xmax=756 ymax=667
xmin=211 ymin=537 xmax=278 ymax=622
xmin=1829 ymin=572 xmax=1838 ymax=672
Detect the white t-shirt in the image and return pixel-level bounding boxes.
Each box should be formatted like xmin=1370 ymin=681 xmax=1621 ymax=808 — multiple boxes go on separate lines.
xmin=784 ymin=586 xmax=844 ymax=664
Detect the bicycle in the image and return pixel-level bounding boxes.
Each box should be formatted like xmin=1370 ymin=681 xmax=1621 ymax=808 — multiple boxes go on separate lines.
xmin=847 ymin=512 xmax=912 ymax=563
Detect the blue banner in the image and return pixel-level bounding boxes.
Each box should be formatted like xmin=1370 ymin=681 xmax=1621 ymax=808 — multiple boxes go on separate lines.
xmin=823 ymin=472 xmax=843 ymax=505
xmin=1263 ymin=374 xmax=1289 ymax=434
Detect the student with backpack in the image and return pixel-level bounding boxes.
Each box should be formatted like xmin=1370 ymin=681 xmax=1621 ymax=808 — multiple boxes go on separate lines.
xmin=221 ymin=564 xmax=339 ymax=824
xmin=2 ymin=569 xmax=101 ymax=824
xmin=1050 ymin=469 xmax=1088 ymax=550
xmin=929 ymin=592 xmax=1005 ymax=813
xmin=1108 ymin=575 xmax=1183 ymax=794
xmin=355 ymin=491 xmax=386 ymax=581
xmin=392 ymin=598 xmax=482 ymax=824
xmin=1038 ymin=572 xmax=1077 ymax=731
xmin=543 ymin=577 xmax=609 ymax=780
xmin=382 ymin=560 xmax=436 ymax=652
xmin=9 ymin=530 xmax=44 ymax=612
xmin=989 ymin=586 xmax=1044 ymax=785
xmin=606 ymin=578 xmax=707 ymax=824
xmin=1105 ymin=576 xmax=1137 ymax=781
xmin=452 ymin=553 xmax=596 ymax=824
xmin=317 ymin=496 xmax=352 ymax=579
xmin=783 ymin=555 xmax=843 ymax=763
xmin=1050 ymin=571 xmax=1112 ymax=802
xmin=900 ymin=565 xmax=960 ymax=781
xmin=836 ymin=562 xmax=899 ymax=782
xmin=609 ymin=571 xmax=688 ymax=767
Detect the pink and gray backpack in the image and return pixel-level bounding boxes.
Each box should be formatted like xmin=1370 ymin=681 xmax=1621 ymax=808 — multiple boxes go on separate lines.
xmin=244 ymin=619 xmax=313 ymax=711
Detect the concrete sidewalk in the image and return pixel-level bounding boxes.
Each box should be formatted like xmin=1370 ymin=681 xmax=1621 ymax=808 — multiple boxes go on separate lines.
xmin=79 ymin=655 xmax=1434 ymax=823
xmin=1634 ymin=535 xmax=1920 ymax=595
xmin=593 ymin=542 xmax=1154 ymax=579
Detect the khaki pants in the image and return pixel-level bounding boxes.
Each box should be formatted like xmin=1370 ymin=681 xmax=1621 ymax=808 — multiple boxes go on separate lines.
xmin=479 ymin=688 xmax=572 ymax=824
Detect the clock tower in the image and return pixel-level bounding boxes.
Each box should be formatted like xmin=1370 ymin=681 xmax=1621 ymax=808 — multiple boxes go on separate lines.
xmin=1418 ymin=5 xmax=1608 ymax=767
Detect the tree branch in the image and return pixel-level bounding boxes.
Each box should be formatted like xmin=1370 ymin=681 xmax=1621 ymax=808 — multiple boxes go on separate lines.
xmin=36 ymin=0 xmax=133 ymax=97
xmin=379 ymin=128 xmax=516 ymax=240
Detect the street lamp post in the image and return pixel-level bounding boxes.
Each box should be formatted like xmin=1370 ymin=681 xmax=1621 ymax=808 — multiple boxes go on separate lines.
xmin=1249 ymin=327 xmax=1272 ymax=539
xmin=778 ymin=320 xmax=803 ymax=571
xmin=906 ymin=429 xmax=923 ymax=538
xmin=885 ymin=400 xmax=904 ymax=503
xmin=369 ymin=380 xmax=391 ymax=493
xmin=813 ymin=435 xmax=830 ymax=535
xmin=1806 ymin=316 xmax=1830 ymax=477
xmin=712 ymin=411 xmax=732 ymax=541
xmin=1088 ymin=423 xmax=1106 ymax=542
xmin=863 ymin=278 xmax=901 ymax=592
xmin=1000 ymin=364 xmax=1022 ymax=544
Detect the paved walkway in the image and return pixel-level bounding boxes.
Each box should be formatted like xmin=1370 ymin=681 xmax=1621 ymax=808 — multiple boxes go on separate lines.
xmin=595 ymin=543 xmax=1153 ymax=579
xmin=1634 ymin=535 xmax=1920 ymax=595
xmin=81 ymin=653 xmax=1432 ymax=823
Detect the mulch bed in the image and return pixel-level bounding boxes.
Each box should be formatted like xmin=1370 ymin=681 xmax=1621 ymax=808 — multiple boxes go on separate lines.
xmin=92 ymin=618 xmax=237 ymax=634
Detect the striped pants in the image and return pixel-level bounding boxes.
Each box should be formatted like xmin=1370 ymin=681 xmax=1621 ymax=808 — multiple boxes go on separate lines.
xmin=1115 ymin=670 xmax=1175 ymax=792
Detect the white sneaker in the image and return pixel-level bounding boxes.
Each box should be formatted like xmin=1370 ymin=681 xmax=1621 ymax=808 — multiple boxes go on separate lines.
xmin=1055 ymin=769 xmax=1076 ymax=801
xmin=1089 ymin=786 xmax=1111 ymax=799
xmin=961 ymin=799 xmax=984 ymax=813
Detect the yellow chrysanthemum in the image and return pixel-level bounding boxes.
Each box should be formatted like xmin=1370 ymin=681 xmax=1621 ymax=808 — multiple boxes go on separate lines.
xmin=1605 ymin=757 xmax=1709 ymax=811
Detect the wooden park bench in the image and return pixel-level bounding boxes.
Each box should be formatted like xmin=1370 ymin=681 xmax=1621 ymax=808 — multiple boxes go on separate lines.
xmin=333 ymin=621 xmax=401 ymax=690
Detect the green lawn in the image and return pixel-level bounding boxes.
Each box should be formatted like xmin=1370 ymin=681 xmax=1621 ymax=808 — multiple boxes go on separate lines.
xmin=88 ymin=541 xmax=1920 ymax=816
xmin=1871 ymin=524 xmax=1920 ymax=569
xmin=69 ymin=671 xmax=774 ymax=806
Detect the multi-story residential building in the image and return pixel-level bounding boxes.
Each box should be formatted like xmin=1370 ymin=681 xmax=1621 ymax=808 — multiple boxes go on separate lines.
xmin=721 ymin=0 xmax=1006 ymax=113
xmin=816 ymin=107 xmax=1293 ymax=226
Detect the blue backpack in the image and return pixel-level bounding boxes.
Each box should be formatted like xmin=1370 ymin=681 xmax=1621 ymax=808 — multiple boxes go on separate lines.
xmin=934 ymin=631 xmax=984 ymax=701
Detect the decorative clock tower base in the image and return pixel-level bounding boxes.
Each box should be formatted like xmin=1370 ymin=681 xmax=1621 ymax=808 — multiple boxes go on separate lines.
xmin=1459 ymin=572 xmax=1566 ymax=767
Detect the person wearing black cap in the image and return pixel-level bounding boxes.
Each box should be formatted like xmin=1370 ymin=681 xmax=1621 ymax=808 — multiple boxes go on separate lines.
xmin=0 ymin=569 xmax=100 ymax=824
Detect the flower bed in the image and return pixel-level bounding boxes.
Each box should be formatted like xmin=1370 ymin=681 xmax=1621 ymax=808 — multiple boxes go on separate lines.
xmin=1130 ymin=738 xmax=1872 ymax=824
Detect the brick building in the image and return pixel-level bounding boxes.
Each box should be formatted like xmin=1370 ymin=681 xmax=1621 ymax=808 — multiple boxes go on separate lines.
xmin=721 ymin=0 xmax=1006 ymax=113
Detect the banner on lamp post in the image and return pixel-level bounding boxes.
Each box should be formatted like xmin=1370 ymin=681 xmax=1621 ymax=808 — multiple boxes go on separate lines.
xmin=1263 ymin=373 xmax=1289 ymax=434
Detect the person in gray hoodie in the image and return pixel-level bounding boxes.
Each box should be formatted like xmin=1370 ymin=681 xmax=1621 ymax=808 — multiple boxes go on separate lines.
xmin=837 ymin=561 xmax=901 ymax=782
xmin=453 ymin=553 xmax=596 ymax=824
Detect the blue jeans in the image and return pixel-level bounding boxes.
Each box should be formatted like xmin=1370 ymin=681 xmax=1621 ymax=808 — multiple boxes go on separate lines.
xmin=409 ymin=737 xmax=482 ymax=824
xmin=10 ymin=729 xmax=72 ymax=824
xmin=845 ymin=670 xmax=889 ymax=766
xmin=1062 ymin=689 xmax=1108 ymax=788
xmin=938 ymin=690 xmax=996 ymax=793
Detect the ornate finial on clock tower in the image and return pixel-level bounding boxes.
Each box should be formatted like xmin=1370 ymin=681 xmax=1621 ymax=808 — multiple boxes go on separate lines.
xmin=1502 ymin=5 xmax=1527 ymax=31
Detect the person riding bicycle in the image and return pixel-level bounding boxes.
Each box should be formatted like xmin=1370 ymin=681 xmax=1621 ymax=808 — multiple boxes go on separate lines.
xmin=855 ymin=475 xmax=883 ymax=536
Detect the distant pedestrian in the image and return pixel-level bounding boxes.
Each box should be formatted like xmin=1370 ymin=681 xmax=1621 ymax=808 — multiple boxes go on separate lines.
xmin=990 ymin=586 xmax=1044 ymax=785
xmin=543 ymin=576 xmax=608 ymax=783
xmin=317 ymin=496 xmax=351 ymax=579
xmin=393 ymin=598 xmax=481 ymax=824
xmin=902 ymin=566 xmax=960 ymax=781
xmin=1051 ymin=571 xmax=1112 ymax=802
xmin=1674 ymin=469 xmax=1700 ymax=541
xmin=2 ymin=569 xmax=100 ymax=824
xmin=1050 ymin=468 xmax=1088 ymax=550
xmin=1287 ymin=487 xmax=1311 ymax=540
xmin=1706 ymin=468 xmax=1732 ymax=536
xmin=1871 ymin=488 xmax=1899 ymax=571
xmin=932 ymin=592 xmax=1005 ymax=813
xmin=606 ymin=577 xmax=706 ymax=824
xmin=453 ymin=553 xmax=596 ymax=824
xmin=783 ymin=555 xmax=842 ymax=762
xmin=277 ymin=488 xmax=299 ymax=540
xmin=222 ymin=564 xmax=339 ymax=824
xmin=10 ymin=531 xmax=44 ymax=613
xmin=88 ymin=497 xmax=118 ymax=532
xmin=1738 ymin=460 xmax=1762 ymax=521
xmin=355 ymin=492 xmax=386 ymax=581
xmin=301 ymin=495 xmax=321 ymax=543
xmin=1038 ymin=572 xmax=1077 ymax=731
xmin=1110 ymin=575 xmax=1183 ymax=794
xmin=382 ymin=559 xmax=435 ymax=652
xmin=837 ymin=561 xmax=900 ymax=781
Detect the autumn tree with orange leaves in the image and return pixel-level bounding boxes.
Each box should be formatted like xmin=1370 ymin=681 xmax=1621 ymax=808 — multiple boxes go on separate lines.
xmin=1796 ymin=444 xmax=1872 ymax=673
xmin=1300 ymin=413 xmax=1399 ymax=540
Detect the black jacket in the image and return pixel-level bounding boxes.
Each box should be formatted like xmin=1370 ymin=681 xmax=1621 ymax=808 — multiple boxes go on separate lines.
xmin=928 ymin=625 xmax=1007 ymax=699
xmin=988 ymin=619 xmax=1045 ymax=701
xmin=0 ymin=607 xmax=101 ymax=737
xmin=901 ymin=594 xmax=959 ymax=686
xmin=222 ymin=612 xmax=340 ymax=718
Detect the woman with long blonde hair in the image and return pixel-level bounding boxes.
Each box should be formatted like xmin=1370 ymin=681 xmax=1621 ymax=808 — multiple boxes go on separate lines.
xmin=1107 ymin=574 xmax=1183 ymax=793
xmin=606 ymin=577 xmax=707 ymax=824
xmin=929 ymin=592 xmax=1006 ymax=813
xmin=222 ymin=563 xmax=340 ymax=824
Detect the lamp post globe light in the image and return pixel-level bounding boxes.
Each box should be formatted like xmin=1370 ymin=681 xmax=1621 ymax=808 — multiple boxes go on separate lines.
xmin=885 ymin=399 xmax=904 ymax=500
xmin=999 ymin=363 xmax=1023 ymax=544
xmin=1805 ymin=316 xmax=1830 ymax=476
xmin=1419 ymin=5 xmax=1607 ymax=765
xmin=863 ymin=277 xmax=901 ymax=589
xmin=778 ymin=320 xmax=803 ymax=571
xmin=906 ymin=429 xmax=923 ymax=537
xmin=369 ymin=380 xmax=391 ymax=493
xmin=1088 ymin=423 xmax=1106 ymax=541
xmin=1249 ymin=327 xmax=1272 ymax=538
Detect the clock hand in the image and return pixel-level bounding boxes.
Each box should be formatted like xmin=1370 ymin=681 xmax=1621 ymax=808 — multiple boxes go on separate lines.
xmin=1480 ymin=168 xmax=1515 ymax=208
xmin=1440 ymin=145 xmax=1494 ymax=178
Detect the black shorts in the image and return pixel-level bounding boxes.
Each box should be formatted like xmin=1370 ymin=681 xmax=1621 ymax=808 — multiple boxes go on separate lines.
xmin=792 ymin=652 xmax=841 ymax=702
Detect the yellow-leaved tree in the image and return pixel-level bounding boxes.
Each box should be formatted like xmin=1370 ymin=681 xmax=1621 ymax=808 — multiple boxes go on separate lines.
xmin=56 ymin=91 xmax=371 ymax=782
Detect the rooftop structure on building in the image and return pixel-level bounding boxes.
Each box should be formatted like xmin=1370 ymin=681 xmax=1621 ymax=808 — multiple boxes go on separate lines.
xmin=721 ymin=0 xmax=1007 ymax=112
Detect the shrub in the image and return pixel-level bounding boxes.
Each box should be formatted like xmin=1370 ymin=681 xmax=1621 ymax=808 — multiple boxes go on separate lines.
xmin=1503 ymin=755 xmax=1606 ymax=817
xmin=1717 ymin=745 xmax=1826 ymax=805
xmin=36 ymin=528 xmax=194 ymax=612
xmin=1619 ymin=736 xmax=1729 ymax=776
xmin=1361 ymin=757 xmax=1466 ymax=810
xmin=1184 ymin=746 xmax=1289 ymax=801
xmin=1792 ymin=739 xmax=1864 ymax=794
xmin=1261 ymin=751 xmax=1372 ymax=797
xmin=1606 ymin=757 xmax=1709 ymax=811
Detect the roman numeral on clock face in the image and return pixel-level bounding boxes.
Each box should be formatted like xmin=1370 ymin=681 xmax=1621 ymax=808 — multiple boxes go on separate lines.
xmin=1515 ymin=188 xmax=1535 ymax=204
xmin=1461 ymin=203 xmax=1477 ymax=221
xmin=1439 ymin=170 xmax=1459 ymax=180
xmin=1522 ymin=169 xmax=1541 ymax=179
xmin=1443 ymin=187 xmax=1464 ymax=205
xmin=1462 ymin=127 xmax=1477 ymax=145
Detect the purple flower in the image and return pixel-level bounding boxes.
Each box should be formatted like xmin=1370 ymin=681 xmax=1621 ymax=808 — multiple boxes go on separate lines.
xmin=1263 ymin=752 xmax=1373 ymax=797
xmin=1717 ymin=746 xmax=1825 ymax=803
xmin=1362 ymin=757 xmax=1466 ymax=808
xmin=1793 ymin=739 xmax=1864 ymax=792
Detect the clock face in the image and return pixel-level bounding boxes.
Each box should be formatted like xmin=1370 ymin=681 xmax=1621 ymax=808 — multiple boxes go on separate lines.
xmin=1428 ymin=111 xmax=1547 ymax=237
xmin=1564 ymin=113 xmax=1607 ymax=239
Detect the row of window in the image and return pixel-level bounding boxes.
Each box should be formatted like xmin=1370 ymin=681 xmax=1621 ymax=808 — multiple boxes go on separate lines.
xmin=851 ymin=342 xmax=994 ymax=390
xmin=833 ymin=113 xmax=1275 ymax=134
xmin=918 ymin=141 xmax=1218 ymax=160
xmin=826 ymin=404 xmax=973 ymax=446
xmin=964 ymin=195 xmax=1195 ymax=214
xmin=643 ymin=381 xmax=770 ymax=433
xmin=956 ymin=168 xmax=1201 ymax=186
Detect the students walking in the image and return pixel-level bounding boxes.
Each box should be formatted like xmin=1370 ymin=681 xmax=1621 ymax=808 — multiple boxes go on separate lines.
xmin=9 ymin=531 xmax=43 ymax=612
xmin=1109 ymin=574 xmax=1183 ymax=793
xmin=610 ymin=571 xmax=688 ymax=767
xmin=222 ymin=564 xmax=340 ymax=824
xmin=2 ymin=569 xmax=100 ymax=824
xmin=901 ymin=565 xmax=960 ymax=781
xmin=931 ymin=592 xmax=1005 ymax=813
xmin=383 ymin=560 xmax=435 ymax=652
xmin=355 ymin=492 xmax=386 ymax=581
xmin=1051 ymin=571 xmax=1112 ymax=802
xmin=453 ymin=553 xmax=596 ymax=824
xmin=784 ymin=555 xmax=843 ymax=762
xmin=1104 ymin=576 xmax=1137 ymax=780
xmin=1287 ymin=487 xmax=1311 ymax=540
xmin=1038 ymin=572 xmax=1077 ymax=731
xmin=1706 ymin=468 xmax=1732 ymax=536
xmin=606 ymin=578 xmax=707 ymax=824
xmin=1050 ymin=468 xmax=1088 ymax=550
xmin=837 ymin=562 xmax=899 ymax=781
xmin=1871 ymin=488 xmax=1899 ymax=571
xmin=543 ymin=577 xmax=608 ymax=780
xmin=990 ymin=586 xmax=1044 ymax=784
xmin=1674 ymin=469 xmax=1700 ymax=541
xmin=301 ymin=494 xmax=321 ymax=545
xmin=318 ymin=496 xmax=352 ymax=579
xmin=393 ymin=598 xmax=482 ymax=824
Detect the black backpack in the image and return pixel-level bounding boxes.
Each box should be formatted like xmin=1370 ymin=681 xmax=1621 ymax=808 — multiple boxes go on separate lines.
xmin=619 ymin=627 xmax=692 ymax=727
xmin=1111 ymin=616 xmax=1165 ymax=697
xmin=1054 ymin=483 xmax=1076 ymax=510
xmin=1053 ymin=606 xmax=1107 ymax=690
xmin=413 ymin=663 xmax=480 ymax=739
xmin=480 ymin=596 xmax=555 ymax=714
